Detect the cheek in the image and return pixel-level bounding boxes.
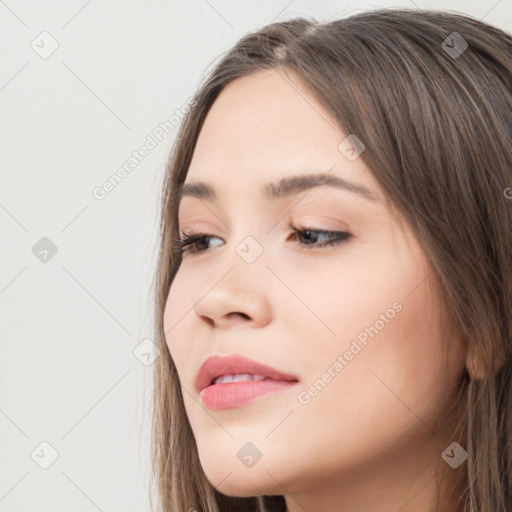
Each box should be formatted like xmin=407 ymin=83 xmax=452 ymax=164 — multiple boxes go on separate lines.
xmin=162 ymin=269 xmax=197 ymax=366
xmin=277 ymin=235 xmax=424 ymax=358
xmin=266 ymin=284 xmax=456 ymax=482
xmin=289 ymin=243 xmax=456 ymax=429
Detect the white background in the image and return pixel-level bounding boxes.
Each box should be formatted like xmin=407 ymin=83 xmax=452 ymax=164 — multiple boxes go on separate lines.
xmin=1 ymin=1 xmax=510 ymax=511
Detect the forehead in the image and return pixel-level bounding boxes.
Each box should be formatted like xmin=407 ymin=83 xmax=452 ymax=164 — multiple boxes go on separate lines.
xmin=184 ymin=68 xmax=373 ymax=194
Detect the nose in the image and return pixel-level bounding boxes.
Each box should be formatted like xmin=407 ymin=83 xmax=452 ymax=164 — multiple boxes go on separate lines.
xmin=192 ymin=262 xmax=273 ymax=330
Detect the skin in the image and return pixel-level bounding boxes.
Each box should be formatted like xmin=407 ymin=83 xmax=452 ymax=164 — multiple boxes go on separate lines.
xmin=163 ymin=68 xmax=468 ymax=512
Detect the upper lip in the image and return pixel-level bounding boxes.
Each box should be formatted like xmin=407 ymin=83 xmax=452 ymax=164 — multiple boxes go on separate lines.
xmin=195 ymin=354 xmax=299 ymax=392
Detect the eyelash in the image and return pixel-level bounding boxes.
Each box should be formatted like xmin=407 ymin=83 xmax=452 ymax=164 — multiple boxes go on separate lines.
xmin=175 ymin=223 xmax=352 ymax=255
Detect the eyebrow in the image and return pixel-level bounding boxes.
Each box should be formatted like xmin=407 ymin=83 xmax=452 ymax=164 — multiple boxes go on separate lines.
xmin=175 ymin=172 xmax=378 ymax=207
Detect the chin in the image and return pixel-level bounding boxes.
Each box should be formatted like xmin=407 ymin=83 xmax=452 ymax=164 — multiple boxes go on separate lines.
xmin=199 ymin=454 xmax=283 ymax=497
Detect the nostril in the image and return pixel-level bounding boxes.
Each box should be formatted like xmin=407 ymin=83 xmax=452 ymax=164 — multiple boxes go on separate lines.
xmin=228 ymin=312 xmax=250 ymax=320
xmin=198 ymin=315 xmax=215 ymax=327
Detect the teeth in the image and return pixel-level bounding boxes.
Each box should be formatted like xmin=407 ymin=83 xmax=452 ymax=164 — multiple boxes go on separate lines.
xmin=213 ymin=374 xmax=267 ymax=384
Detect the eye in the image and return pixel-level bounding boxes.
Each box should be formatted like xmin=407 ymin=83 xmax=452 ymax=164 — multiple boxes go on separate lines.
xmin=288 ymin=223 xmax=352 ymax=250
xmin=175 ymin=230 xmax=223 ymax=255
xmin=175 ymin=223 xmax=352 ymax=255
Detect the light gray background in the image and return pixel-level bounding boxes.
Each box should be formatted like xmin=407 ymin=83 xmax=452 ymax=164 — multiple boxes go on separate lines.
xmin=1 ymin=1 xmax=510 ymax=511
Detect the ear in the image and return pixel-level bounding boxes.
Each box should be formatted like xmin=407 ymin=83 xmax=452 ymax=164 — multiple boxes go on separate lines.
xmin=465 ymin=346 xmax=489 ymax=380
xmin=465 ymin=343 xmax=506 ymax=380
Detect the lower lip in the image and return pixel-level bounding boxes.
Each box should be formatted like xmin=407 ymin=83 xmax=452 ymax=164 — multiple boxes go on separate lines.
xmin=199 ymin=379 xmax=298 ymax=410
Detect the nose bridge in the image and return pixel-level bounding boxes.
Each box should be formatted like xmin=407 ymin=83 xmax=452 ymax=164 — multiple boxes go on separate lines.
xmin=219 ymin=228 xmax=269 ymax=290
xmin=217 ymin=207 xmax=270 ymax=266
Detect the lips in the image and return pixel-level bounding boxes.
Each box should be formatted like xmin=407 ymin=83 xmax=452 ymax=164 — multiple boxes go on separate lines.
xmin=195 ymin=354 xmax=299 ymax=393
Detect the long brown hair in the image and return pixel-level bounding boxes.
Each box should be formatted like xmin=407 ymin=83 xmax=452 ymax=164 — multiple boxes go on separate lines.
xmin=149 ymin=8 xmax=512 ymax=512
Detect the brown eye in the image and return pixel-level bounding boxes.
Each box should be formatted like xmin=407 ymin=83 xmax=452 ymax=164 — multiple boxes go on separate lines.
xmin=290 ymin=224 xmax=352 ymax=249
xmin=176 ymin=231 xmax=223 ymax=254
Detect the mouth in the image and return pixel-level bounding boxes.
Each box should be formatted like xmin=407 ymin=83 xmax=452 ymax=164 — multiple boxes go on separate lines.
xmin=210 ymin=374 xmax=273 ymax=384
xmin=195 ymin=354 xmax=299 ymax=410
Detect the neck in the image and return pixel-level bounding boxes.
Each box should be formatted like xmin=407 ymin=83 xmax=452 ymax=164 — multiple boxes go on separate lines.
xmin=282 ymin=432 xmax=465 ymax=512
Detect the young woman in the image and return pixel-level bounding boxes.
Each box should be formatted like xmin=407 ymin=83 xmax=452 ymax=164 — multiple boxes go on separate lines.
xmin=150 ymin=8 xmax=512 ymax=512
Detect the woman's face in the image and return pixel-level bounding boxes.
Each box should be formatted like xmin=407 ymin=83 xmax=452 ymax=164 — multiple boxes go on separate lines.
xmin=163 ymin=68 xmax=466 ymax=501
